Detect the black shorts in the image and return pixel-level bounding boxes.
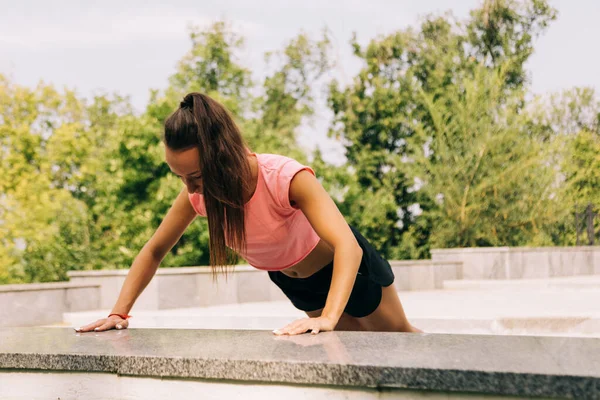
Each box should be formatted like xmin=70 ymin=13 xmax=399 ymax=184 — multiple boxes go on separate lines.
xmin=268 ymin=225 xmax=395 ymax=318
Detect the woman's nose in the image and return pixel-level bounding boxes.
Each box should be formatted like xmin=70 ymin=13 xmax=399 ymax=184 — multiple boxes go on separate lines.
xmin=183 ymin=178 xmax=198 ymax=194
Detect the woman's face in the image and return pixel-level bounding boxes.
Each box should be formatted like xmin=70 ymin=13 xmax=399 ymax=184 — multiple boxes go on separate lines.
xmin=165 ymin=146 xmax=203 ymax=194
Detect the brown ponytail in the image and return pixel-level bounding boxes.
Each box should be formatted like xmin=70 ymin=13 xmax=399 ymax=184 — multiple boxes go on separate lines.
xmin=163 ymin=93 xmax=251 ymax=272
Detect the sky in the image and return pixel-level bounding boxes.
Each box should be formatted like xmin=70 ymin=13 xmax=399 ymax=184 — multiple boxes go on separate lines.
xmin=1 ymin=0 xmax=598 ymax=160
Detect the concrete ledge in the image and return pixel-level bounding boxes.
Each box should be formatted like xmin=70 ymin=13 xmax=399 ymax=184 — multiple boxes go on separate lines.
xmin=432 ymin=246 xmax=600 ymax=253
xmin=0 ymin=282 xmax=99 ymax=292
xmin=390 ymin=261 xmax=463 ymax=291
xmin=1 ymin=328 xmax=598 ymax=398
xmin=66 ymin=261 xmax=463 ymax=312
xmin=67 ymin=265 xmax=257 ymax=277
xmin=413 ymin=317 xmax=600 ymax=337
xmin=0 ymin=282 xmax=100 ymax=327
xmin=67 ymin=265 xmax=287 ymax=310
xmin=432 ymin=247 xmax=511 ymax=254
xmin=443 ymin=275 xmax=600 ymax=291
xmin=432 ymin=246 xmax=600 ymax=279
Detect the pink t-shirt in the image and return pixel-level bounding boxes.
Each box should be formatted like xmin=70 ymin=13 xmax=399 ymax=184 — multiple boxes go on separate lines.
xmin=188 ymin=153 xmax=321 ymax=271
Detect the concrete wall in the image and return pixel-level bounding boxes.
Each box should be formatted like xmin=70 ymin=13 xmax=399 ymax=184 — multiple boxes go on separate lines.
xmin=390 ymin=260 xmax=463 ymax=291
xmin=431 ymin=246 xmax=600 ymax=280
xmin=67 ymin=266 xmax=288 ymax=311
xmin=8 ymin=261 xmax=450 ymax=327
xmin=0 ymin=282 xmax=100 ymax=327
xmin=66 ymin=260 xmax=462 ymax=313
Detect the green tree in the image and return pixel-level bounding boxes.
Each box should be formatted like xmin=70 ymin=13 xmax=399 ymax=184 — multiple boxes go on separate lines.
xmin=0 ymin=75 xmax=131 ymax=282
xmin=466 ymin=0 xmax=557 ymax=88
xmin=528 ymin=87 xmax=600 ymax=138
xmin=523 ymin=87 xmax=600 ymax=244
xmin=327 ymin=0 xmax=557 ymax=257
xmin=563 ymin=131 xmax=600 ymax=208
xmin=409 ymin=65 xmax=562 ymax=248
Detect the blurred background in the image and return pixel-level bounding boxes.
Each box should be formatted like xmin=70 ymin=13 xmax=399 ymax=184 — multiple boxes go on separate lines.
xmin=1 ymin=0 xmax=599 ymax=284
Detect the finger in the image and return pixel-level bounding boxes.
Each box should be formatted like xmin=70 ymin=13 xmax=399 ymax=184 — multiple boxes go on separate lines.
xmin=288 ymin=322 xmax=311 ymax=336
xmin=288 ymin=328 xmax=309 ymax=336
xmin=115 ymin=319 xmax=129 ymax=330
xmin=273 ymin=325 xmax=290 ymax=335
xmin=76 ymin=319 xmax=103 ymax=332
xmin=311 ymin=327 xmax=320 ymax=335
xmin=75 ymin=319 xmax=105 ymax=333
xmin=93 ymin=320 xmax=117 ymax=332
xmin=275 ymin=324 xmax=295 ymax=335
xmin=275 ymin=319 xmax=306 ymax=335
xmin=286 ymin=321 xmax=310 ymax=335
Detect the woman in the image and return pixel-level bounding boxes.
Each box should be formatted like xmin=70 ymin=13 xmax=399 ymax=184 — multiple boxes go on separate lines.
xmin=76 ymin=92 xmax=420 ymax=336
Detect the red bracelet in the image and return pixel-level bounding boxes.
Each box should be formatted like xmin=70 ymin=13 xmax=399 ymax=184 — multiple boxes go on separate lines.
xmin=108 ymin=313 xmax=132 ymax=320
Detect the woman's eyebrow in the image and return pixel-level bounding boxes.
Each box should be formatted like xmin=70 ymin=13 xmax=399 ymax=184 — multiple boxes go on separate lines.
xmin=170 ymin=169 xmax=201 ymax=176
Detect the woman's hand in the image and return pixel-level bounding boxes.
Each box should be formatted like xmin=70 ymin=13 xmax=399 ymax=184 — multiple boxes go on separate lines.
xmin=74 ymin=315 xmax=129 ymax=333
xmin=273 ymin=316 xmax=337 ymax=336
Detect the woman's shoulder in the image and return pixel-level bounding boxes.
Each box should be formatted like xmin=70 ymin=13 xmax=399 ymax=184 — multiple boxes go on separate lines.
xmin=255 ymin=153 xmax=297 ymax=170
xmin=255 ymin=153 xmax=315 ymax=209
xmin=256 ymin=153 xmax=314 ymax=178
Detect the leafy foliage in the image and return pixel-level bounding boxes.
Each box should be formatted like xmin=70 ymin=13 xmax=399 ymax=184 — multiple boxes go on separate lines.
xmin=2 ymin=1 xmax=599 ymax=283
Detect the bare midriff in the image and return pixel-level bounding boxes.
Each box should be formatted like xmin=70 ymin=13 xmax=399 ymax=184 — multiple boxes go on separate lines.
xmin=279 ymin=239 xmax=334 ymax=279
xmin=244 ymin=154 xmax=334 ymax=279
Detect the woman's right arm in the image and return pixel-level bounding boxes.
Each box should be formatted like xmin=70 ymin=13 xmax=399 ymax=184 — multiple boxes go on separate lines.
xmin=76 ymin=187 xmax=197 ymax=332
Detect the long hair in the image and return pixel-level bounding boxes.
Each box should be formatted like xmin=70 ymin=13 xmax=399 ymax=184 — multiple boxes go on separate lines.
xmin=163 ymin=93 xmax=251 ymax=272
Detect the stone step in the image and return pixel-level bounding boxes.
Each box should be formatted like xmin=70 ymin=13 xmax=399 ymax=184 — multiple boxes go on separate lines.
xmin=443 ymin=275 xmax=600 ymax=290
xmin=413 ymin=317 xmax=600 ymax=337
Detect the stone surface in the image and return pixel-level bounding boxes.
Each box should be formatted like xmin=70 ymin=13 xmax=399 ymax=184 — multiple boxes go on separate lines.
xmin=68 ymin=265 xmax=289 ymax=311
xmin=157 ymin=273 xmax=201 ymax=309
xmin=443 ymin=275 xmax=600 ymax=291
xmin=1 ymin=371 xmax=526 ymax=400
xmin=69 ymin=274 xmax=139 ymax=309
xmin=1 ymin=328 xmax=598 ymax=398
xmin=433 ymin=262 xmax=463 ymax=288
xmin=0 ymin=283 xmax=100 ymax=327
xmin=432 ymin=248 xmax=510 ymax=280
xmin=236 ymin=270 xmax=274 ymax=303
xmin=64 ymin=286 xmax=102 ymax=313
xmin=432 ymin=246 xmax=600 ymax=280
xmin=509 ymin=251 xmax=547 ymax=279
xmin=196 ymin=271 xmax=240 ymax=307
xmin=392 ymin=263 xmax=435 ymax=291
xmin=390 ymin=261 xmax=462 ymax=291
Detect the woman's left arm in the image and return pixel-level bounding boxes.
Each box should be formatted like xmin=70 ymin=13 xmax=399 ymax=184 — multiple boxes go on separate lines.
xmin=274 ymin=170 xmax=363 ymax=335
